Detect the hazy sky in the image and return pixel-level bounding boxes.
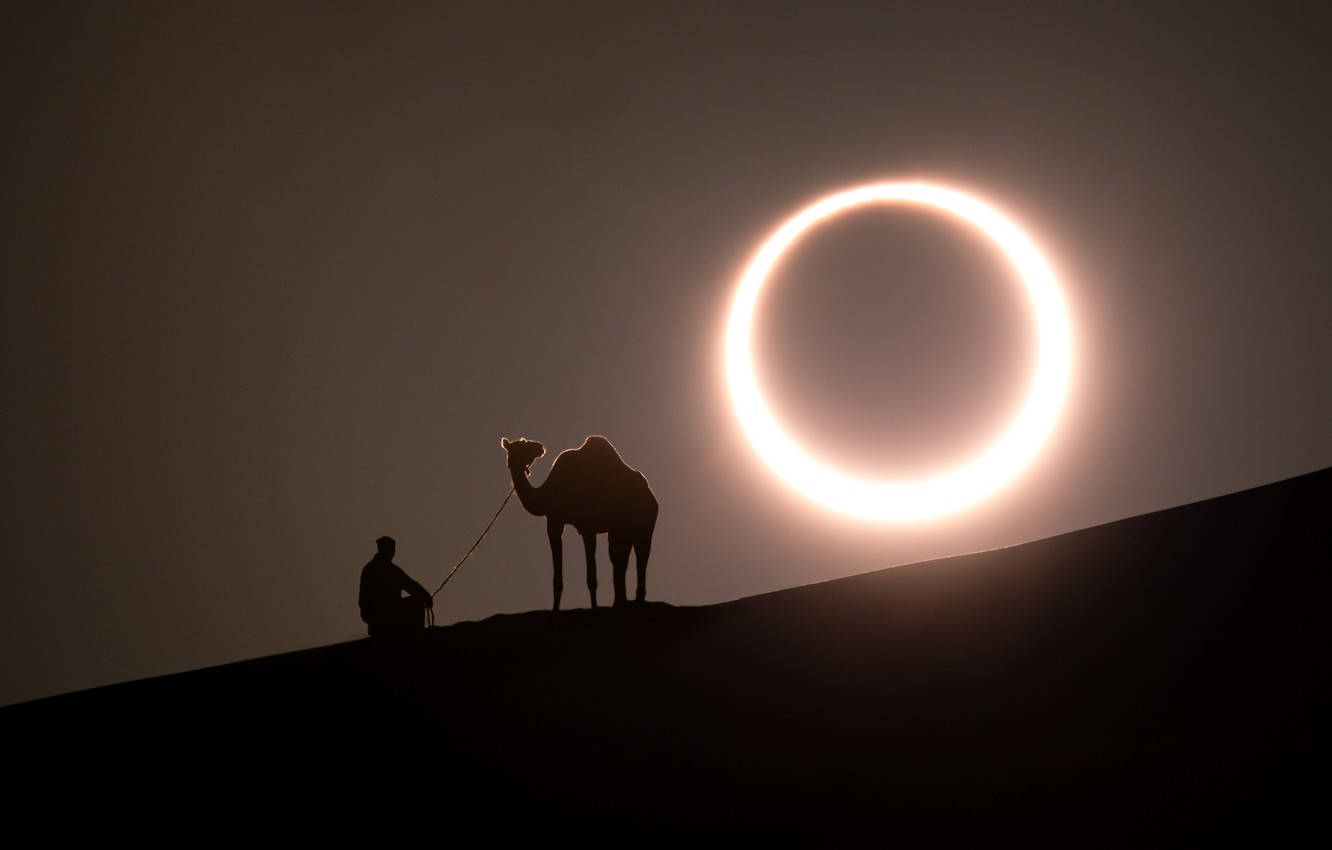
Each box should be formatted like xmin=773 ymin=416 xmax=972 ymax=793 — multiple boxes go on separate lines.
xmin=4 ymin=2 xmax=1329 ymax=706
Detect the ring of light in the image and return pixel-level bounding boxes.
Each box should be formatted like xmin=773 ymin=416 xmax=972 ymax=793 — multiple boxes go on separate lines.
xmin=725 ymin=181 xmax=1072 ymax=522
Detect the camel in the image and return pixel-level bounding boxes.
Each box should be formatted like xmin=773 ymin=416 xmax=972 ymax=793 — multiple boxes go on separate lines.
xmin=501 ymin=435 xmax=659 ymax=611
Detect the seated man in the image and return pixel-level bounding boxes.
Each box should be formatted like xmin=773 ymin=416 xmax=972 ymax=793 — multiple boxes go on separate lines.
xmin=359 ymin=536 xmax=433 ymax=637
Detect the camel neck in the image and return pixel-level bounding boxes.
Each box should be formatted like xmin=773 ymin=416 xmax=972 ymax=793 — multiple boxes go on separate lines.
xmin=508 ymin=462 xmax=546 ymax=516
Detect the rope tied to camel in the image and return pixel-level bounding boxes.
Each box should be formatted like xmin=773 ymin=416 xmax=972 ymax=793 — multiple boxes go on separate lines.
xmin=426 ymin=485 xmax=516 ymax=626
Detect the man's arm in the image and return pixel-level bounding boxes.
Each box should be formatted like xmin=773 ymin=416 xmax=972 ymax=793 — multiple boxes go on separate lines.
xmin=392 ymin=563 xmax=433 ymax=607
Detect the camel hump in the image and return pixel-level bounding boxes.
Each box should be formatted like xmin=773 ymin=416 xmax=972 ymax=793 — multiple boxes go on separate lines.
xmin=579 ymin=435 xmax=625 ymax=465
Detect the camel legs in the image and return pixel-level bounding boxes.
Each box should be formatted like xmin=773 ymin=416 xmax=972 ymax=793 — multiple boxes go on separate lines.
xmin=608 ymin=534 xmax=631 ymax=606
xmin=547 ymin=518 xmax=563 ymax=612
xmin=582 ymin=532 xmax=599 ymax=608
xmin=633 ymin=537 xmax=652 ymax=602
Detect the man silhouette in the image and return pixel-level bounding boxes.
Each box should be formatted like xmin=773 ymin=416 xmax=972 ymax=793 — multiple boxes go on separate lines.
xmin=359 ymin=536 xmax=433 ymax=637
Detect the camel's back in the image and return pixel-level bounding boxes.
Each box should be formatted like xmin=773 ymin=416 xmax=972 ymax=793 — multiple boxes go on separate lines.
xmin=546 ymin=436 xmax=656 ymax=527
xmin=578 ymin=435 xmax=624 ymax=466
xmin=549 ymin=435 xmax=622 ymax=474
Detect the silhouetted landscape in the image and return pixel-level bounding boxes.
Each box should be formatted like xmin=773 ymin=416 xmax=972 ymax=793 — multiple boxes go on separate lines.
xmin=7 ymin=467 xmax=1326 ymax=839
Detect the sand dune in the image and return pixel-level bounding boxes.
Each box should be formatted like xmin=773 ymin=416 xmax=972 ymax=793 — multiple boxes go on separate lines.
xmin=7 ymin=467 xmax=1327 ymax=839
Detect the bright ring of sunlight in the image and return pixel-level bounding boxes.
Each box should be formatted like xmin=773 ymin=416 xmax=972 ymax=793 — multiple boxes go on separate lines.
xmin=724 ymin=181 xmax=1073 ymax=522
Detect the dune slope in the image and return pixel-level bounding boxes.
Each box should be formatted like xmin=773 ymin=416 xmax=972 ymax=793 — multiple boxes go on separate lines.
xmin=7 ymin=468 xmax=1328 ymax=838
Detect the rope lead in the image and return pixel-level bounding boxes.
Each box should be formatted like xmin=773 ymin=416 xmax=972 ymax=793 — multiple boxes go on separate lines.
xmin=426 ymin=485 xmax=516 ymax=627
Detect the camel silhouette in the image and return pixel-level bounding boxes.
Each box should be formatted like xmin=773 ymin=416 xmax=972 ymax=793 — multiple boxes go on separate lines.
xmin=501 ymin=435 xmax=659 ymax=611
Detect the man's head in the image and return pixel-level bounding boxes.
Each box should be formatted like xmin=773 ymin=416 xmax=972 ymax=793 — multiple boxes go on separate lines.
xmin=376 ymin=536 xmax=396 ymax=558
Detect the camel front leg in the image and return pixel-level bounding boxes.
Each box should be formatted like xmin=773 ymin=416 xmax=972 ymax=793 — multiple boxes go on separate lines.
xmin=582 ymin=532 xmax=598 ymax=609
xmin=547 ymin=518 xmax=563 ymax=612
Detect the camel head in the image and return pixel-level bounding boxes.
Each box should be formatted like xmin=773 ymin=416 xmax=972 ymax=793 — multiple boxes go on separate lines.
xmin=501 ymin=437 xmax=545 ymax=475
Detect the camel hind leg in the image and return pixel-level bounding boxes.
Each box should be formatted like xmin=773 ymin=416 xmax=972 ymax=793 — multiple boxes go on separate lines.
xmin=634 ymin=499 xmax=657 ymax=603
xmin=608 ymin=533 xmax=631 ymax=606
xmin=582 ymin=532 xmax=599 ymax=609
xmin=633 ymin=536 xmax=651 ymax=602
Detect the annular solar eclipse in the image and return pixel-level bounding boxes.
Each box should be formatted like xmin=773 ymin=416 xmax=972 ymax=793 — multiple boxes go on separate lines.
xmin=724 ymin=181 xmax=1073 ymax=522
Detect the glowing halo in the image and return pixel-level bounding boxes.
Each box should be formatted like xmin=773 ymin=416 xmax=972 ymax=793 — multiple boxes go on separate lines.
xmin=724 ymin=181 xmax=1072 ymax=522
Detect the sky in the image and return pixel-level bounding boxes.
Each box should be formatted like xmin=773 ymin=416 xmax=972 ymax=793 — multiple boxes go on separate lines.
xmin=3 ymin=2 xmax=1329 ymax=706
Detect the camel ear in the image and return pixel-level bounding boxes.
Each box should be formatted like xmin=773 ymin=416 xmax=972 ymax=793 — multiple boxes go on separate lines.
xmin=501 ymin=437 xmax=511 ymax=449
